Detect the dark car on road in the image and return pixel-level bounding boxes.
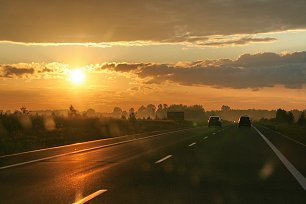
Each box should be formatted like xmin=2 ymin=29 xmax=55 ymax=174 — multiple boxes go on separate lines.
xmin=208 ymin=116 xmax=222 ymax=127
xmin=238 ymin=116 xmax=251 ymax=127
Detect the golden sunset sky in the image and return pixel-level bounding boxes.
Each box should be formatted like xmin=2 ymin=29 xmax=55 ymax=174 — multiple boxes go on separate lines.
xmin=0 ymin=0 xmax=306 ymax=111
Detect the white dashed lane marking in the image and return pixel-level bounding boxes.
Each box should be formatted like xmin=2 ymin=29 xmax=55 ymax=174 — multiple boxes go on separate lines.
xmin=155 ymin=155 xmax=173 ymax=164
xmin=188 ymin=142 xmax=196 ymax=147
xmin=73 ymin=189 xmax=107 ymax=204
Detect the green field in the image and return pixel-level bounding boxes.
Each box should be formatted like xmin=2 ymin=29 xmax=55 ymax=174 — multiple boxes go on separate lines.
xmin=0 ymin=115 xmax=197 ymax=155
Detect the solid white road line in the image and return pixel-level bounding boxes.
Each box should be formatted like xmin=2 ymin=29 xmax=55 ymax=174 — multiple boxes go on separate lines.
xmin=0 ymin=128 xmax=185 ymax=158
xmin=73 ymin=189 xmax=107 ymax=204
xmin=188 ymin=142 xmax=196 ymax=147
xmin=0 ymin=129 xmax=189 ymax=170
xmin=155 ymin=155 xmax=173 ymax=164
xmin=253 ymin=125 xmax=306 ymax=191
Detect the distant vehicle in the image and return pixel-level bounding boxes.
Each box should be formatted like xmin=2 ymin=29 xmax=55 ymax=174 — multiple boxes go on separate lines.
xmin=167 ymin=111 xmax=184 ymax=121
xmin=208 ymin=116 xmax=222 ymax=127
xmin=238 ymin=116 xmax=251 ymax=128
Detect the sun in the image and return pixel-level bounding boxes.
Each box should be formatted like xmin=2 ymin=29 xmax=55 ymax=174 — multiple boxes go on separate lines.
xmin=69 ymin=69 xmax=85 ymax=85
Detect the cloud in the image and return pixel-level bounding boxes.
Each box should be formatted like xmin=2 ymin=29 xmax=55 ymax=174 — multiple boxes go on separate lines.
xmin=0 ymin=63 xmax=67 ymax=79
xmin=98 ymin=63 xmax=147 ymax=72
xmin=161 ymin=34 xmax=276 ymax=47
xmin=1 ymin=0 xmax=306 ymax=43
xmin=198 ymin=37 xmax=276 ymax=47
xmin=0 ymin=35 xmax=277 ymax=48
xmin=1 ymin=51 xmax=306 ymax=89
xmin=0 ymin=65 xmax=34 ymax=78
xmin=103 ymin=51 xmax=306 ymax=89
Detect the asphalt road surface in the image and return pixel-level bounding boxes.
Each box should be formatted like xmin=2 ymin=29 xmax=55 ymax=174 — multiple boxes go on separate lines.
xmin=0 ymin=125 xmax=306 ymax=204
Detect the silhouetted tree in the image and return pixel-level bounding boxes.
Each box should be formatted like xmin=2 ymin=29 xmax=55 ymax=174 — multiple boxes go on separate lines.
xmin=68 ymin=105 xmax=77 ymax=117
xmin=146 ymin=104 xmax=156 ymax=119
xmin=112 ymin=107 xmax=122 ymax=118
xmin=297 ymin=112 xmax=306 ymax=126
xmin=276 ymin=109 xmax=288 ymax=123
xmin=121 ymin=111 xmax=128 ymax=119
xmin=20 ymin=106 xmax=30 ymax=115
xmin=137 ymin=105 xmax=147 ymax=119
xmin=275 ymin=109 xmax=294 ymax=124
xmin=163 ymin=104 xmax=168 ymax=110
xmin=166 ymin=104 xmax=206 ymax=120
xmin=156 ymin=104 xmax=166 ymax=119
xmin=128 ymin=108 xmax=136 ymax=122
xmin=86 ymin=108 xmax=96 ymax=117
xmin=287 ymin=112 xmax=294 ymax=124
xmin=221 ymin=105 xmax=231 ymax=111
xmin=291 ymin=109 xmax=301 ymax=122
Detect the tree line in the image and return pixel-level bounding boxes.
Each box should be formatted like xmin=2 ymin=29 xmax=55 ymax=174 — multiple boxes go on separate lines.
xmin=111 ymin=104 xmax=207 ymax=121
xmin=1 ymin=105 xmax=305 ymax=125
xmin=275 ymin=108 xmax=305 ymax=125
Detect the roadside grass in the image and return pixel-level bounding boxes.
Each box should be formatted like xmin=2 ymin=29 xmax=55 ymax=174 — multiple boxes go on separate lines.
xmin=0 ymin=115 xmax=197 ymax=155
xmin=257 ymin=119 xmax=306 ymax=145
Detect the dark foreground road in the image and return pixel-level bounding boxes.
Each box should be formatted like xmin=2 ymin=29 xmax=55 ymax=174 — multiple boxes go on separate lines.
xmin=0 ymin=125 xmax=305 ymax=204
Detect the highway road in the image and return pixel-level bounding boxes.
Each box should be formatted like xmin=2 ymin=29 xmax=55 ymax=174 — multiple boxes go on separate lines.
xmin=0 ymin=125 xmax=306 ymax=204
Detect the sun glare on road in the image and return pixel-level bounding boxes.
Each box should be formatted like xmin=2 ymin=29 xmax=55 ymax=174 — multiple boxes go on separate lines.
xmin=69 ymin=69 xmax=86 ymax=85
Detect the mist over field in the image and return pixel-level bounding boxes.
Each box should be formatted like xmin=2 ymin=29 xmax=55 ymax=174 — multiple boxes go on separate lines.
xmin=1 ymin=104 xmax=305 ymax=155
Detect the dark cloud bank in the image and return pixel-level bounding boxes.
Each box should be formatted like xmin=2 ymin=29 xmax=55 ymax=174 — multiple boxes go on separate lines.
xmin=1 ymin=0 xmax=306 ymax=43
xmin=101 ymin=52 xmax=306 ymax=89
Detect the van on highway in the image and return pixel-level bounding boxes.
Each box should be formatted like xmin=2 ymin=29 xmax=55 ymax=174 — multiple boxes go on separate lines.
xmin=238 ymin=116 xmax=251 ymax=128
xmin=208 ymin=116 xmax=222 ymax=127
